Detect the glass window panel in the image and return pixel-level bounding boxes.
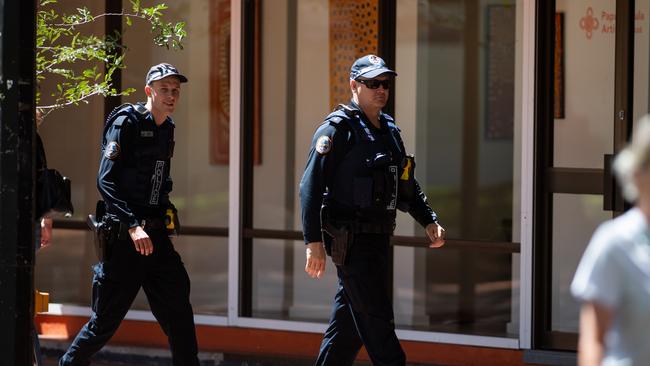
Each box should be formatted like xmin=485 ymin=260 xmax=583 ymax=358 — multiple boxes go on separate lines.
xmin=634 ymin=1 xmax=650 ymax=121
xmin=551 ymin=194 xmax=611 ymax=333
xmin=394 ymin=246 xmax=519 ymax=338
xmin=121 ymin=1 xmax=229 ymax=228
xmin=553 ymin=0 xmax=615 ymax=169
xmin=35 ymin=232 xmax=228 ymax=316
xmin=37 ymin=3 xmax=104 ymax=223
xmin=252 ymin=0 xmax=520 ymax=339
xmin=394 ymin=0 xmax=519 ymax=338
xmin=251 ymin=239 xmax=337 ymax=322
xmin=179 ymin=236 xmax=228 ymax=315
xmin=254 ymin=0 xmax=329 ymax=232
xmin=122 ymin=1 xmax=230 ymax=314
xmin=396 ymin=0 xmax=515 ymax=242
xmin=132 ymin=236 xmax=228 ymax=315
xmin=36 ymin=0 xmax=229 ymax=314
xmin=35 ymin=230 xmax=95 ymax=305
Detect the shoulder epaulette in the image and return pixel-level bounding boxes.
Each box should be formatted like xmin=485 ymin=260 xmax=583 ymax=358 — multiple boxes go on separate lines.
xmin=324 ymin=109 xmax=350 ymax=125
xmin=102 ymin=103 xmax=145 ymax=142
xmin=133 ymin=103 xmax=148 ymax=115
xmin=105 ymin=103 xmax=133 ymax=125
xmin=336 ymin=103 xmax=361 ymax=118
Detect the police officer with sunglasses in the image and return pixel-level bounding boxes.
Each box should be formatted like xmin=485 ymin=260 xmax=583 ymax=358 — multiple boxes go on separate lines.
xmin=300 ymin=54 xmax=445 ymax=365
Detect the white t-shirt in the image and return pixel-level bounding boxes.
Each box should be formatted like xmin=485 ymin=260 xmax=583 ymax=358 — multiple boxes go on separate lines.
xmin=571 ymin=208 xmax=650 ymax=366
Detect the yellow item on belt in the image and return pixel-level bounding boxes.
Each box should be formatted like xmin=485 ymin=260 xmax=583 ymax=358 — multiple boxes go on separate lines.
xmin=165 ymin=208 xmax=175 ymax=230
xmin=400 ymin=157 xmax=412 ymax=180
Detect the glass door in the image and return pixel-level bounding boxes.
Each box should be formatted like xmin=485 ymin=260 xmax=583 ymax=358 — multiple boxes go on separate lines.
xmin=534 ymin=0 xmax=635 ymax=350
xmin=634 ymin=1 xmax=650 ymax=122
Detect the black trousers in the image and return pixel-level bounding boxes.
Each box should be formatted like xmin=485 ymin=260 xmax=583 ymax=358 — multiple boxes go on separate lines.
xmin=59 ymin=230 xmax=199 ymax=366
xmin=315 ymin=233 xmax=406 ymax=366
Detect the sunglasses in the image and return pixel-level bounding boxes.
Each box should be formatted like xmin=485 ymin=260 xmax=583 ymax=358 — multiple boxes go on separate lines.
xmin=357 ymin=79 xmax=391 ymax=90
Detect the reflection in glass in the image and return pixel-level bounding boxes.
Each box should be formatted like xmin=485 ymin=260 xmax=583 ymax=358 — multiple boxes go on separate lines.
xmin=35 ymin=230 xmax=95 ymax=305
xmin=121 ymin=1 xmax=230 ymax=228
xmin=393 ymin=0 xmax=518 ymax=337
xmin=35 ymin=0 xmax=230 ymax=315
xmin=553 ymin=0 xmax=615 ymax=169
xmin=399 ymin=0 xmax=515 ymax=242
xmin=121 ymin=1 xmax=231 ymax=315
xmin=633 ymin=1 xmax=650 ymax=125
xmin=36 ymin=232 xmax=228 ymax=316
xmin=394 ymin=247 xmax=519 ymax=338
xmin=248 ymin=0 xmax=520 ymax=338
xmin=252 ymin=239 xmax=336 ymax=322
xmin=551 ymin=194 xmax=610 ymax=333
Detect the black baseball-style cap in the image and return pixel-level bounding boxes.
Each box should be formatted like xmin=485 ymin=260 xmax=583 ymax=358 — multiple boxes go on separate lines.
xmin=349 ymin=54 xmax=397 ymax=80
xmin=145 ymin=63 xmax=188 ymax=85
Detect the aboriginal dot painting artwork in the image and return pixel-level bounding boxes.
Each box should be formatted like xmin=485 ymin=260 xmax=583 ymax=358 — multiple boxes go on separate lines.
xmin=329 ymin=0 xmax=379 ymax=109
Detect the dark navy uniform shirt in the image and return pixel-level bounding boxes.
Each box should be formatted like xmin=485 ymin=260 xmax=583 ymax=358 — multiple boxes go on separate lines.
xmin=299 ymin=101 xmax=438 ymax=244
xmin=98 ymin=103 xmax=174 ymax=228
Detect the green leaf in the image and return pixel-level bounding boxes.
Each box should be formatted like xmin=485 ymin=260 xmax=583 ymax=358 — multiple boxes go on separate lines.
xmin=36 ymin=0 xmax=186 ymax=113
xmin=131 ymin=0 xmax=141 ymax=13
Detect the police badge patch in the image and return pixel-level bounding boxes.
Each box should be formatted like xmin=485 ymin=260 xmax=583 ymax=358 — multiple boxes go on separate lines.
xmin=315 ymin=135 xmax=332 ymax=155
xmin=368 ymin=55 xmax=381 ymax=65
xmin=104 ymin=141 xmax=120 ymax=160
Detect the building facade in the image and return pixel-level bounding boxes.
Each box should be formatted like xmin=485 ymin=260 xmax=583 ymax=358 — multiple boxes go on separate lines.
xmin=33 ymin=0 xmax=647 ymax=364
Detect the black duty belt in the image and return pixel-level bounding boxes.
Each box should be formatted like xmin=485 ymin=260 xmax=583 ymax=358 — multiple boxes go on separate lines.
xmin=138 ymin=217 xmax=167 ymax=231
xmin=102 ymin=215 xmax=167 ymax=241
xmin=333 ymin=220 xmax=395 ymax=234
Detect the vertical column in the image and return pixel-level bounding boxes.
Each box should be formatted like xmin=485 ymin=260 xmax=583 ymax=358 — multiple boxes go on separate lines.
xmin=104 ymin=0 xmax=123 ymax=114
xmin=459 ymin=0 xmax=480 ymax=324
xmin=228 ymin=0 xmax=243 ymax=324
xmin=0 ymin=0 xmax=37 ymax=364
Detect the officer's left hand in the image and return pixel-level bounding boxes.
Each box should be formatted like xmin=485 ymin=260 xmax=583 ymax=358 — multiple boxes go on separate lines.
xmin=426 ymin=222 xmax=445 ymax=248
xmin=39 ymin=217 xmax=53 ymax=248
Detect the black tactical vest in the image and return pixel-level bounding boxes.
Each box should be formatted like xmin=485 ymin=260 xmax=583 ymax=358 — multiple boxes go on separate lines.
xmin=328 ymin=108 xmax=405 ymax=221
xmin=103 ymin=103 xmax=175 ymax=209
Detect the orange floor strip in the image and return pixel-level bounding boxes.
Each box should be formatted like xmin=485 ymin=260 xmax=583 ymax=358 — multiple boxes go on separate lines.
xmin=36 ymin=314 xmax=531 ymax=365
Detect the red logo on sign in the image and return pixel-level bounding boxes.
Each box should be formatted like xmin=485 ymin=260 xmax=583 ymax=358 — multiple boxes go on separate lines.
xmin=580 ymin=7 xmax=599 ymax=39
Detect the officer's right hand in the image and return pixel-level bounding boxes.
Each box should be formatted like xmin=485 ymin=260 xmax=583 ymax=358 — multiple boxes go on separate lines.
xmin=128 ymin=226 xmax=154 ymax=256
xmin=305 ymin=242 xmax=326 ymax=279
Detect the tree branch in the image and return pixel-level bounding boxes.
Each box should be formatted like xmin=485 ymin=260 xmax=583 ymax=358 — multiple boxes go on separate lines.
xmin=38 ymin=90 xmax=104 ymax=110
xmin=52 ymin=12 xmax=152 ymax=27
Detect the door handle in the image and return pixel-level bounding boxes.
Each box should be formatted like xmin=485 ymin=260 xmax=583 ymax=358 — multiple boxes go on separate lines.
xmin=603 ymin=154 xmax=615 ymax=211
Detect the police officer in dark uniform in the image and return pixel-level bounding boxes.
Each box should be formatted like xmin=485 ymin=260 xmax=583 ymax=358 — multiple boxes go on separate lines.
xmin=59 ymin=63 xmax=199 ymax=366
xmin=300 ymin=55 xmax=445 ymax=366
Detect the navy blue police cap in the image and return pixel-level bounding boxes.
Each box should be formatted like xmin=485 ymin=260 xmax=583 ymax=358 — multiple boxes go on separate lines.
xmin=146 ymin=63 xmax=188 ymax=85
xmin=349 ymin=54 xmax=397 ymax=80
